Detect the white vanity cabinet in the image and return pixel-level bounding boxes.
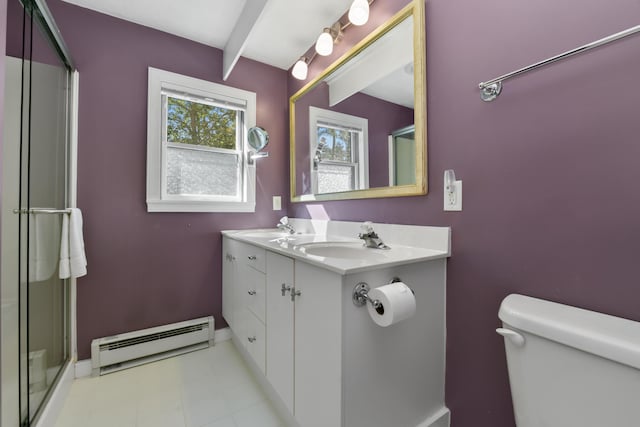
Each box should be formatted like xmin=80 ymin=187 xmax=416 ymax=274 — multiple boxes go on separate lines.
xmin=222 ymin=222 xmax=450 ymax=427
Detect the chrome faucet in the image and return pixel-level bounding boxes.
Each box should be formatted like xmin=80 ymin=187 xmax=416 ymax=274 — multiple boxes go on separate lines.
xmin=277 ymin=216 xmax=296 ymax=234
xmin=358 ymin=222 xmax=390 ymax=249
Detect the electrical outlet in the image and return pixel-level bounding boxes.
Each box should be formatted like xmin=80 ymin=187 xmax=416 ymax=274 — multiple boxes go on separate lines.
xmin=444 ymin=181 xmax=462 ymax=211
xmin=272 ymin=196 xmax=282 ymax=211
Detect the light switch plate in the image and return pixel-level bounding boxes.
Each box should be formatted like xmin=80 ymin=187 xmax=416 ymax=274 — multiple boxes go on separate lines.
xmin=444 ymin=181 xmax=462 ymax=211
xmin=272 ymin=196 xmax=282 ymax=211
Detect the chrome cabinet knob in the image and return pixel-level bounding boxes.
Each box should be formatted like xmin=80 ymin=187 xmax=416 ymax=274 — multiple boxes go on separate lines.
xmin=291 ymin=288 xmax=301 ymax=302
xmin=248 ymin=290 xmax=256 ymax=296
xmin=248 ymin=255 xmax=257 ymax=260
xmin=247 ymin=336 xmax=256 ymax=343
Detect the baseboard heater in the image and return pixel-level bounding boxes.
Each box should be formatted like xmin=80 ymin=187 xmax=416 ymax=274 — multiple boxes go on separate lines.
xmin=90 ymin=316 xmax=214 ymax=376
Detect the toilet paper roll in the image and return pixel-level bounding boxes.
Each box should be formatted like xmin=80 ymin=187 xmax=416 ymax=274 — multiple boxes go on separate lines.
xmin=367 ymin=282 xmax=416 ymax=327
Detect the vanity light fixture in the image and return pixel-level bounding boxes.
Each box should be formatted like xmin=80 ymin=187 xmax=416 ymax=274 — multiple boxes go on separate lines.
xmin=315 ymin=29 xmax=334 ymax=56
xmin=291 ymin=0 xmax=375 ymax=80
xmin=348 ymin=0 xmax=370 ymax=26
xmin=291 ymin=57 xmax=309 ymax=80
xmin=315 ymin=22 xmax=342 ymax=56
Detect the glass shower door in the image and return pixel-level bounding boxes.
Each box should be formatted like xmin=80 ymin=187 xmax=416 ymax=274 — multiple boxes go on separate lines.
xmin=1 ymin=0 xmax=72 ymax=424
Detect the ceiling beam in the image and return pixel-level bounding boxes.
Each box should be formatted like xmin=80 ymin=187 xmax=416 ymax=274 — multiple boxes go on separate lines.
xmin=222 ymin=0 xmax=269 ymax=81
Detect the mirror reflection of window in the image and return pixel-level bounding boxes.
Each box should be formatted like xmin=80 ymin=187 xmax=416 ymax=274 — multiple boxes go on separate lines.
xmin=316 ymin=124 xmax=358 ymax=193
xmin=318 ymin=126 xmax=353 ymax=162
xmin=309 ymin=107 xmax=369 ymax=194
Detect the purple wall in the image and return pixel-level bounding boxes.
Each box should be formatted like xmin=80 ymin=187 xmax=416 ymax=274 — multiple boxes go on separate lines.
xmin=6 ymin=0 xmax=64 ymax=66
xmin=289 ymin=0 xmax=640 ymax=426
xmin=5 ymin=0 xmax=20 ymax=57
xmin=45 ymin=0 xmax=289 ymax=360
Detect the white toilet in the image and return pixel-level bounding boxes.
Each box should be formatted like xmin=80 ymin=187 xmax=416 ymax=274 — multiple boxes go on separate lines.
xmin=497 ymin=294 xmax=640 ymax=427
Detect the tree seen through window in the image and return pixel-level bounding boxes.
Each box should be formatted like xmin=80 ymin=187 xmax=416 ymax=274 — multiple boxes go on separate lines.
xmin=167 ymin=97 xmax=237 ymax=149
xmin=317 ymin=126 xmax=352 ymax=162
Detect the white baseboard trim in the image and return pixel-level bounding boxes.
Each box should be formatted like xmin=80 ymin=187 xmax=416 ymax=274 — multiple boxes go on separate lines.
xmin=215 ymin=327 xmax=232 ymax=343
xmin=74 ymin=327 xmax=232 ymax=379
xmin=417 ymin=407 xmax=450 ymax=427
xmin=74 ymin=359 xmax=92 ymax=379
xmin=32 ymin=360 xmax=74 ymax=427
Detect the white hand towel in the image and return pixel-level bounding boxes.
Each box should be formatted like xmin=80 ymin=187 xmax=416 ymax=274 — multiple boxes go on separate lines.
xmin=29 ymin=213 xmax=61 ymax=282
xmin=59 ymin=208 xmax=87 ymax=279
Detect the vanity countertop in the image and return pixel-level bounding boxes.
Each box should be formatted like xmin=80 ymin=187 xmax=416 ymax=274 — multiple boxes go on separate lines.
xmin=222 ymin=227 xmax=449 ymax=275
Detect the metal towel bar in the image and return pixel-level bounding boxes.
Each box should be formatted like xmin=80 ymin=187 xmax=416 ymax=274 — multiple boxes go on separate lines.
xmin=478 ymin=24 xmax=640 ymax=101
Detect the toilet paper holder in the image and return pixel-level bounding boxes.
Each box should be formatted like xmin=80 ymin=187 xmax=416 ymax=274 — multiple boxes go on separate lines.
xmin=352 ymin=278 xmax=406 ymax=314
xmin=353 ymin=282 xmax=384 ymax=313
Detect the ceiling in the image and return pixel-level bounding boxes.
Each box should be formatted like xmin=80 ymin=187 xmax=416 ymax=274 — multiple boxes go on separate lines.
xmin=60 ymin=0 xmax=355 ymax=71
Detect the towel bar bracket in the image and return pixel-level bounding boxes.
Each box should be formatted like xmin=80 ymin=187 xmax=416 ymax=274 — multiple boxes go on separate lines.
xmin=480 ymin=81 xmax=502 ymax=102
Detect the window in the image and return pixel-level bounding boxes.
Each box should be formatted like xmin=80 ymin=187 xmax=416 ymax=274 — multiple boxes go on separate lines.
xmin=309 ymin=107 xmax=368 ymax=194
xmin=147 ymin=68 xmax=256 ymax=212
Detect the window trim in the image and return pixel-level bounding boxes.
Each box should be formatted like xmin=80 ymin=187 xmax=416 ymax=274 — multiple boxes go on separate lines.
xmin=308 ymin=106 xmax=369 ymax=194
xmin=147 ymin=67 xmax=256 ymax=212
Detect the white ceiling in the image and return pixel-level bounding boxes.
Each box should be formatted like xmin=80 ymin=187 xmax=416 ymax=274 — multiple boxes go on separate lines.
xmin=361 ymin=64 xmax=414 ymax=109
xmin=325 ymin=17 xmax=414 ymax=108
xmin=60 ymin=0 xmax=354 ymax=70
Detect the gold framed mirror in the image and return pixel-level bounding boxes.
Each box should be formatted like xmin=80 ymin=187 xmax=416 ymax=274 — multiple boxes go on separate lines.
xmin=290 ymin=0 xmax=426 ymax=202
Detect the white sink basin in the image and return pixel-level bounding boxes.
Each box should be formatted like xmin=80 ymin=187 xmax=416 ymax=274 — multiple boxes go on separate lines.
xmin=233 ymin=229 xmax=318 ymax=244
xmin=295 ymin=241 xmax=389 ymax=259
xmin=235 ymin=230 xmax=291 ymax=239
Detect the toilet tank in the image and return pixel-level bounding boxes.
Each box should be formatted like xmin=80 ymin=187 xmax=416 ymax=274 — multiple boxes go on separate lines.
xmin=498 ymin=294 xmax=640 ymax=427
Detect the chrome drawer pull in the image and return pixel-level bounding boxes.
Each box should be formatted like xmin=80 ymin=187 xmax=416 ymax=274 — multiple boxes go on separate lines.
xmin=248 ymin=290 xmax=257 ymax=296
xmin=248 ymin=255 xmax=257 ymax=260
xmin=281 ymin=283 xmax=292 ymax=296
xmin=248 ymin=336 xmax=256 ymax=343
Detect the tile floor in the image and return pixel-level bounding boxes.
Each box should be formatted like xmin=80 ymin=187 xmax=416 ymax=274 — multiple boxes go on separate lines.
xmin=54 ymin=340 xmax=285 ymax=427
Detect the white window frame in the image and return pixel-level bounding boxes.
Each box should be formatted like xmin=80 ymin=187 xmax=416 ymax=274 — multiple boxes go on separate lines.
xmin=147 ymin=67 xmax=256 ymax=212
xmin=309 ymin=106 xmax=369 ymax=194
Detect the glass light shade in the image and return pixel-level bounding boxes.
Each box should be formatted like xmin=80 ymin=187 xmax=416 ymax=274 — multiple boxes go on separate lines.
xmin=348 ymin=0 xmax=369 ymax=26
xmin=292 ymin=58 xmax=308 ymax=80
xmin=315 ymin=30 xmax=334 ymax=56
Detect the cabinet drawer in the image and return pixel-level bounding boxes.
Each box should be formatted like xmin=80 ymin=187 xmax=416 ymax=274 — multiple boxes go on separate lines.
xmin=246 ymin=313 xmax=266 ymax=375
xmin=237 ymin=242 xmax=266 ymax=273
xmin=245 ymin=266 xmax=266 ymax=323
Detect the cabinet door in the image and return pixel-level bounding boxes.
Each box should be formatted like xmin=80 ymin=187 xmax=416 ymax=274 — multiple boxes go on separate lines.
xmin=222 ymin=237 xmax=237 ymax=328
xmin=294 ymin=263 xmax=343 ymax=427
xmin=266 ymin=252 xmax=294 ymax=414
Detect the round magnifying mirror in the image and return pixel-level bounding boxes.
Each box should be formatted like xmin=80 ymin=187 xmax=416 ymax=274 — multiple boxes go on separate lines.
xmin=248 ymin=126 xmax=269 ymax=152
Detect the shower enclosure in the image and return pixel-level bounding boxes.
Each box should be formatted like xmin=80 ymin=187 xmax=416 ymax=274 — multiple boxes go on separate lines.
xmin=1 ymin=0 xmax=76 ymax=425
